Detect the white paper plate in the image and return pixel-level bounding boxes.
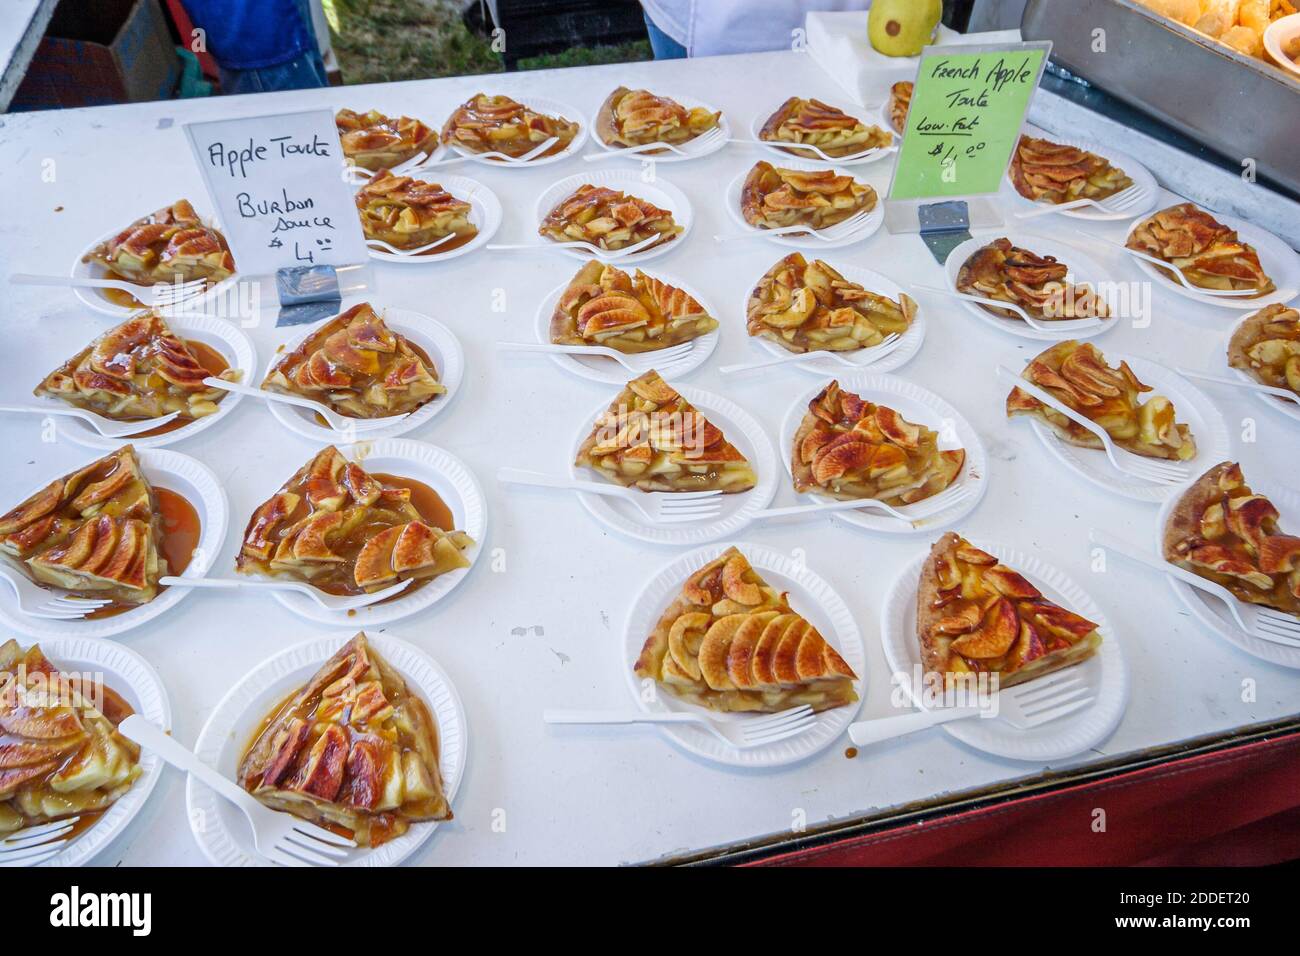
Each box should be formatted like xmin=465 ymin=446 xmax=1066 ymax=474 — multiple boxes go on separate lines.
xmin=881 ymin=541 xmax=1128 ymax=761
xmin=443 ymin=95 xmax=588 ymax=166
xmin=187 ymin=632 xmax=466 ymax=866
xmin=533 ymin=169 xmax=693 ymax=264
xmin=943 ymin=233 xmax=1118 ymax=342
xmin=70 ymin=214 xmax=240 ymax=318
xmin=54 ymin=312 xmax=256 ymax=450
xmin=1016 ymin=355 xmax=1229 ymax=504
xmin=1124 ymin=210 xmax=1300 ymax=311
xmin=358 ymin=173 xmax=501 ymax=264
xmin=1002 ymin=128 xmax=1159 ymax=222
xmin=264 ymin=307 xmax=464 ymax=442
xmin=22 ymin=636 xmax=170 ymax=867
xmin=778 ymin=373 xmax=988 ymax=535
xmin=1156 ymin=477 xmax=1300 ymax=668
xmin=0 ymin=448 xmax=228 ymax=639
xmin=743 ymin=263 xmax=926 ymax=375
xmin=1223 ymin=313 xmax=1300 ymax=426
xmin=590 ymin=91 xmax=730 ymax=162
xmin=531 ymin=271 xmax=719 ymax=384
xmin=622 ymin=542 xmax=865 ymax=768
xmin=251 ymin=439 xmax=485 ymax=627
xmin=568 ymin=384 xmax=777 ymax=545
xmin=748 ymin=98 xmax=895 ymax=166
xmin=725 ymin=159 xmax=885 ymax=250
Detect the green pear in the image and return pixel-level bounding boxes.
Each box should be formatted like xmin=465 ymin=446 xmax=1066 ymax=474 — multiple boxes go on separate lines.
xmin=868 ymin=0 xmax=943 ymax=57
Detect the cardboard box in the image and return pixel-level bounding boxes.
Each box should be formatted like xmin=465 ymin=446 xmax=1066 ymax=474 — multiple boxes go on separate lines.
xmin=9 ymin=0 xmax=179 ymax=111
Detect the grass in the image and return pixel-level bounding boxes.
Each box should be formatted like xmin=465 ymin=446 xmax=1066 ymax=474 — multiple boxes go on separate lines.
xmin=324 ymin=0 xmax=650 ymax=84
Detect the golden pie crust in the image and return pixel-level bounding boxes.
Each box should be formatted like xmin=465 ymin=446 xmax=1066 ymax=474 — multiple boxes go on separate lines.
xmin=263 ymin=303 xmax=444 ymax=419
xmin=1227 ymin=304 xmax=1300 ymax=399
xmin=758 ymin=97 xmax=890 ymax=158
xmin=575 ymin=370 xmax=756 ymax=494
xmin=1009 ymin=135 xmax=1133 ymax=205
xmin=957 ymin=237 xmax=1110 ymax=322
xmin=792 ymin=380 xmax=965 ymax=504
xmin=0 ymin=640 xmax=141 ymax=836
xmin=634 ymin=547 xmax=858 ymax=713
xmin=441 ymin=93 xmax=579 ymax=159
xmin=1163 ymin=462 xmax=1300 ymax=619
xmin=335 ymin=108 xmax=438 ymax=171
xmin=238 ymin=632 xmax=450 ymax=847
xmin=82 ymin=199 xmax=234 ymax=288
xmin=740 ymin=161 xmax=876 ymax=232
xmin=746 ymin=252 xmax=916 ymax=353
xmin=918 ymin=533 xmax=1103 ymax=688
xmin=539 ymin=183 xmax=681 ymax=252
xmin=355 ymin=169 xmax=476 ymax=251
xmin=0 ymin=446 xmax=167 ymax=606
xmin=35 ymin=311 xmax=235 ymax=423
xmin=1006 ymin=340 xmax=1196 ymax=461
xmin=1127 ymin=203 xmax=1275 ymax=296
xmin=888 ymin=81 xmax=912 ymax=134
xmin=549 ymin=260 xmax=717 ymax=353
xmin=595 ymin=86 xmax=720 ymax=150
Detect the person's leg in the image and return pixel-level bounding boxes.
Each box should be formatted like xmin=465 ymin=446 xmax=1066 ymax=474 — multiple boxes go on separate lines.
xmin=643 ymin=10 xmax=687 ymax=59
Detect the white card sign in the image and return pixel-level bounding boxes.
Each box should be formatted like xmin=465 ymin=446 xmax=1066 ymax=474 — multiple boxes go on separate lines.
xmin=184 ymin=109 xmax=367 ymax=273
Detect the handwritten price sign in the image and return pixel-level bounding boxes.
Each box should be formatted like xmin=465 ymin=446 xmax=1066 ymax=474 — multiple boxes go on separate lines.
xmin=184 ymin=109 xmax=368 ymax=273
xmin=887 ymin=42 xmax=1049 ymax=202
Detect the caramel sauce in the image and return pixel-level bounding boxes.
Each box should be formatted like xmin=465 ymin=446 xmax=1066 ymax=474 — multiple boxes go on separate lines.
xmin=101 ymin=271 xmax=145 ymax=309
xmin=844 ymin=747 xmax=858 ymax=759
xmin=125 ymin=339 xmax=231 ymax=438
xmin=370 ymin=473 xmax=453 ymax=532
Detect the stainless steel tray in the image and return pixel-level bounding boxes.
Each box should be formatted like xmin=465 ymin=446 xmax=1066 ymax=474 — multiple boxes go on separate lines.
xmin=1022 ymin=0 xmax=1300 ymax=197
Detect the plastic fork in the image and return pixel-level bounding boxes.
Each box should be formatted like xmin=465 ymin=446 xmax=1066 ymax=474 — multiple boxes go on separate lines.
xmin=754 ymin=483 xmax=972 ymax=524
xmin=0 ymin=403 xmax=181 ymax=438
xmin=203 ymin=377 xmax=406 ymax=433
xmin=714 ymin=209 xmax=871 ymax=244
xmin=423 ymin=136 xmax=560 ymax=167
xmin=1075 ymin=230 xmax=1261 ymax=297
xmin=1175 ymin=367 xmax=1298 ymax=405
xmin=544 ymin=704 xmax=817 ymax=750
xmin=0 ymin=565 xmax=110 ymax=620
xmin=0 ymin=817 xmax=82 ymax=867
xmin=1013 ymin=183 xmax=1153 ymax=220
xmin=732 ymin=137 xmax=897 ymax=164
xmin=119 ymin=715 xmax=356 ymax=867
xmin=996 ymin=365 xmax=1192 ymax=485
xmin=487 ymin=232 xmax=664 ymax=259
xmin=847 ymin=670 xmax=1094 ymax=747
xmin=342 ymin=150 xmax=433 ymax=184
xmin=495 ymin=340 xmax=695 ymax=374
xmin=718 ymin=334 xmax=901 ymax=375
xmin=584 ymin=127 xmax=727 ymax=161
xmin=914 ymin=283 xmax=1104 ymax=334
xmin=158 ymin=575 xmax=414 ymax=612
xmin=1089 ymin=529 xmax=1300 ymax=647
xmin=497 ymin=468 xmax=723 ymax=524
xmin=365 ymin=232 xmax=461 ymax=257
xmin=11 ymin=272 xmax=208 ymax=308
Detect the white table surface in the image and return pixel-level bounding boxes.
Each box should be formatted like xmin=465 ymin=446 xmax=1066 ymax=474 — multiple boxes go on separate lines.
xmin=1 ymin=50 xmax=1297 ymax=867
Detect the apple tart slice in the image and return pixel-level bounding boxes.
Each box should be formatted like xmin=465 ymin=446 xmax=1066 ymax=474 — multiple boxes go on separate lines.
xmin=82 ymin=199 xmax=234 ymax=288
xmin=957 ymin=237 xmax=1110 ymax=322
xmin=237 ymin=447 xmax=473 ymax=596
xmin=918 ymin=533 xmax=1103 ymax=689
xmin=595 ymin=86 xmax=720 ymax=149
xmin=1006 ymin=340 xmax=1196 ymax=461
xmin=759 ymin=97 xmax=890 ymax=158
xmin=635 ymin=547 xmax=857 ymax=713
xmin=1009 ymin=135 xmax=1133 ymax=205
xmin=539 ymin=183 xmax=682 ymax=252
xmin=1227 ymin=304 xmax=1300 ymax=399
xmin=575 ymin=370 xmax=757 ymax=494
xmin=441 ymin=93 xmax=579 ymax=159
xmin=355 ymin=169 xmax=476 ymax=251
xmin=335 ymin=108 xmax=438 ymax=171
xmin=262 ymin=303 xmax=444 ymax=419
xmin=887 ymin=81 xmax=912 ymax=134
xmin=1163 ymin=462 xmax=1300 ymax=619
xmin=550 ymin=260 xmax=717 ymax=353
xmin=0 ymin=446 xmax=167 ymax=606
xmin=1127 ymin=203 xmax=1275 ymax=296
xmin=0 ymin=640 xmax=141 ymax=836
xmin=238 ymin=632 xmax=450 ymax=847
xmin=741 ymin=161 xmax=876 ymax=232
xmin=747 ymin=253 xmax=915 ymax=353
xmin=35 ymin=311 xmax=236 ymax=423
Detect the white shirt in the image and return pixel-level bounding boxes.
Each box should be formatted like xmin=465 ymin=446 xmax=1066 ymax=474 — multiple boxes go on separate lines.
xmin=641 ymin=0 xmax=869 ymax=57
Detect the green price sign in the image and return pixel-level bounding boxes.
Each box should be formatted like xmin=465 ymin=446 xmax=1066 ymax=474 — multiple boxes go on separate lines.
xmin=887 ymin=42 xmax=1049 ymax=202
